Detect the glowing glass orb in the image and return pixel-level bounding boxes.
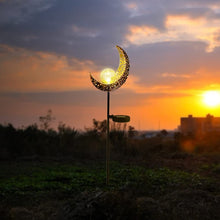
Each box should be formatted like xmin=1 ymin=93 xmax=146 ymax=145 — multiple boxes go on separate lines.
xmin=100 ymin=68 xmax=116 ymax=84
xmin=203 ymin=90 xmax=220 ymax=107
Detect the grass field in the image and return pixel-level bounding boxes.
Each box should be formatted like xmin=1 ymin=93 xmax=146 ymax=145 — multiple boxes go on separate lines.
xmin=0 ymin=156 xmax=219 ymax=219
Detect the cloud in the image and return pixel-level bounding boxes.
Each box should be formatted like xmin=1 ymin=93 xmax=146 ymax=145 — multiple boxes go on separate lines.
xmin=166 ymin=14 xmax=220 ymax=52
xmin=125 ymin=25 xmax=160 ymax=46
xmin=126 ymin=41 xmax=206 ymax=83
xmin=162 ymin=73 xmax=191 ymax=78
xmin=2 ymin=38 xmax=220 ymax=98
xmin=125 ymin=14 xmax=220 ymax=52
xmin=125 ymin=39 xmax=220 ymax=96
xmin=123 ymin=2 xmax=142 ymax=17
xmin=2 ymin=0 xmax=220 ymax=130
xmin=0 ymin=0 xmax=130 ymax=64
xmin=0 ymin=44 xmax=99 ymax=92
xmin=0 ymin=0 xmax=55 ymax=24
xmin=71 ymin=25 xmax=100 ymax=38
xmin=1 ymin=0 xmax=220 ymax=63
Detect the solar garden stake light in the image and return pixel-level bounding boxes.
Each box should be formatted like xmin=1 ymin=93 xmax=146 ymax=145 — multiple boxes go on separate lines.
xmin=90 ymin=45 xmax=130 ymax=185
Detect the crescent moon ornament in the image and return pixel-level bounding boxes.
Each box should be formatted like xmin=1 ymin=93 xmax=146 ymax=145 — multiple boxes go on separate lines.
xmin=89 ymin=45 xmax=130 ymax=185
xmin=90 ymin=45 xmax=130 ymax=91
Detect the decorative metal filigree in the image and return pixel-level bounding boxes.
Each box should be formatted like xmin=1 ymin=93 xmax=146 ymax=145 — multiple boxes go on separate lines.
xmin=90 ymin=45 xmax=130 ymax=91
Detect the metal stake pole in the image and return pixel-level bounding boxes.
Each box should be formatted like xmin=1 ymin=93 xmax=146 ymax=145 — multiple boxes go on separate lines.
xmin=106 ymin=91 xmax=110 ymax=185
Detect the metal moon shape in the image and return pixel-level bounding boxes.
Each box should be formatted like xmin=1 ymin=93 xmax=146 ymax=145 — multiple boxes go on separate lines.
xmin=90 ymin=45 xmax=130 ymax=91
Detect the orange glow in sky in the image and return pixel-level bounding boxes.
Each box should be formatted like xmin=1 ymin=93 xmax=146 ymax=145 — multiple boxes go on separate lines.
xmin=2 ymin=1 xmax=220 ymax=130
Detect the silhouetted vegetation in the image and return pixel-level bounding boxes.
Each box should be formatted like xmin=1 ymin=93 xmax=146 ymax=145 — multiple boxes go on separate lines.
xmin=0 ymin=117 xmax=220 ymax=161
xmin=0 ymin=116 xmax=219 ymax=219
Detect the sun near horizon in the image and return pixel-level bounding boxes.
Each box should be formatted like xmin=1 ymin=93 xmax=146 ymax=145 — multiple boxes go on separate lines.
xmin=202 ymin=90 xmax=220 ymax=108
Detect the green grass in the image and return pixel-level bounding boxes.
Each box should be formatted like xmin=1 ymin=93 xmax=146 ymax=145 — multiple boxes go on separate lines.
xmin=0 ymin=162 xmax=104 ymax=197
xmin=0 ymin=161 xmax=218 ymax=201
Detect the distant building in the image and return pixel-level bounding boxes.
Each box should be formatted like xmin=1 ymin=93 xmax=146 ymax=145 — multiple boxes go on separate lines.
xmin=180 ymin=114 xmax=220 ymax=135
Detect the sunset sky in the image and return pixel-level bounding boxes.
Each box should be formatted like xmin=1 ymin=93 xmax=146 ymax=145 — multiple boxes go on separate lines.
xmin=1 ymin=0 xmax=220 ymax=131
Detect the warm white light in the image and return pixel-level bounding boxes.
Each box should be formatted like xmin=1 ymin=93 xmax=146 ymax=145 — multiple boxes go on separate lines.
xmin=100 ymin=68 xmax=116 ymax=84
xmin=203 ymin=90 xmax=220 ymax=107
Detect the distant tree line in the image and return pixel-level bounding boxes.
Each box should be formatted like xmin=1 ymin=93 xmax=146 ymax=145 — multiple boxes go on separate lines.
xmin=0 ymin=110 xmax=219 ymax=160
xmin=0 ymin=110 xmax=137 ymax=160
